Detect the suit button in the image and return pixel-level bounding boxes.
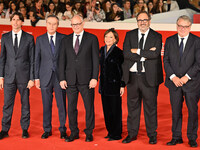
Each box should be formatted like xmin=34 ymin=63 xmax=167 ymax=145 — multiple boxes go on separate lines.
xmin=75 ymin=59 xmax=78 ymax=62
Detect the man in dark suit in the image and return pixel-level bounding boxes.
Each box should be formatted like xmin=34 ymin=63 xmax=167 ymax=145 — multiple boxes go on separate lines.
xmin=58 ymin=15 xmax=99 ymax=142
xmin=35 ymin=15 xmax=67 ymax=139
xmin=164 ymin=15 xmax=200 ymax=148
xmin=0 ymin=12 xmax=35 ymax=139
xmin=122 ymin=11 xmax=163 ymax=144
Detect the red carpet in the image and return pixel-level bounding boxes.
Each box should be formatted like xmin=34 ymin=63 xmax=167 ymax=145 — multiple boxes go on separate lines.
xmin=0 ymin=83 xmax=199 ymax=150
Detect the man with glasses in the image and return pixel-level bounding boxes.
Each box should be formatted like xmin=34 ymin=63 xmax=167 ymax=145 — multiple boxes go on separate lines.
xmin=122 ymin=11 xmax=163 ymax=144
xmin=58 ymin=15 xmax=99 ymax=142
xmin=164 ymin=15 xmax=200 ymax=148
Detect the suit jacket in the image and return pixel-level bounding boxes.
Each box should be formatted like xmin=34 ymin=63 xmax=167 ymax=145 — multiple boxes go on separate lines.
xmin=0 ymin=30 xmax=35 ymax=84
xmin=164 ymin=33 xmax=200 ymax=92
xmin=35 ymin=32 xmax=66 ymax=87
xmin=122 ymin=28 xmax=163 ymax=87
xmin=58 ymin=31 xmax=99 ymax=86
xmin=99 ymin=45 xmax=125 ymax=96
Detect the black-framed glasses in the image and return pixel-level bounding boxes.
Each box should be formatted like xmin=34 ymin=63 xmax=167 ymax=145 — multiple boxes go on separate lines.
xmin=177 ymin=24 xmax=191 ymax=29
xmin=71 ymin=22 xmax=83 ymax=27
xmin=137 ymin=19 xmax=149 ymax=23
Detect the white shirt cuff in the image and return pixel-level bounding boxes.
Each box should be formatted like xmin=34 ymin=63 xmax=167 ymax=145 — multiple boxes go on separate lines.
xmin=137 ymin=49 xmax=140 ymax=55
xmin=170 ymin=74 xmax=176 ymax=81
xmin=140 ymin=57 xmax=145 ymax=62
xmin=185 ymin=74 xmax=191 ymax=80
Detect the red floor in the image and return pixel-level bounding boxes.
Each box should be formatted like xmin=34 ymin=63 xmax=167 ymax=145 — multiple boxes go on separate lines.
xmin=0 ymin=83 xmax=199 ymax=150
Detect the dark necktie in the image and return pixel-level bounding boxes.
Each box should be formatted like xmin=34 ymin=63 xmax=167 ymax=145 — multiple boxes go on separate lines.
xmin=74 ymin=35 xmax=80 ymax=54
xmin=137 ymin=33 xmax=145 ymax=73
xmin=50 ymin=35 xmax=55 ymax=55
xmin=179 ymin=38 xmax=184 ymax=57
xmin=14 ymin=34 xmax=18 ymax=53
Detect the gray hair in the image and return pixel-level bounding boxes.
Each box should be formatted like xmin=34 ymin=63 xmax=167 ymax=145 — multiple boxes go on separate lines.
xmin=176 ymin=15 xmax=192 ymax=25
xmin=46 ymin=15 xmax=59 ymax=24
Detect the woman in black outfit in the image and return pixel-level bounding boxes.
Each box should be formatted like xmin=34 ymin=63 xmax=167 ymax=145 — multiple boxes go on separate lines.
xmin=99 ymin=28 xmax=125 ymax=141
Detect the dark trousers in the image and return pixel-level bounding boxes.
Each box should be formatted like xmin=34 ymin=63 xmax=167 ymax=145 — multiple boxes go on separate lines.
xmin=169 ymin=88 xmax=199 ymax=140
xmin=2 ymin=81 xmax=30 ymax=132
xmin=101 ymin=94 xmax=122 ymax=139
xmin=41 ymin=72 xmax=66 ymax=132
xmin=66 ymin=84 xmax=94 ymax=136
xmin=127 ymin=72 xmax=158 ymax=138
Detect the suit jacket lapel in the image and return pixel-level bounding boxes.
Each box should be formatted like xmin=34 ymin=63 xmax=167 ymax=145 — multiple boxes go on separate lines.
xmin=69 ymin=34 xmax=76 ymax=55
xmin=77 ymin=32 xmax=87 ymax=55
xmin=144 ymin=29 xmax=153 ymax=50
xmin=174 ymin=34 xmax=181 ymax=60
xmin=44 ymin=33 xmax=54 ymax=58
xmin=8 ymin=32 xmax=15 ymax=55
xmin=55 ymin=32 xmax=61 ymax=57
xmin=135 ymin=29 xmax=139 ymax=48
xmin=181 ymin=33 xmax=192 ymax=60
xmin=17 ymin=31 xmax=26 ymax=56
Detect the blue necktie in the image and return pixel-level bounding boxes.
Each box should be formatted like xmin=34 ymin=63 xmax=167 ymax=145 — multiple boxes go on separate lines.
xmin=50 ymin=35 xmax=55 ymax=55
xmin=179 ymin=38 xmax=184 ymax=57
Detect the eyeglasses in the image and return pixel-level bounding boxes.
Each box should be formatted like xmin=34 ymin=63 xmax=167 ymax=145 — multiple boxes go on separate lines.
xmin=71 ymin=22 xmax=82 ymax=27
xmin=137 ymin=19 xmax=149 ymax=23
xmin=177 ymin=24 xmax=191 ymax=29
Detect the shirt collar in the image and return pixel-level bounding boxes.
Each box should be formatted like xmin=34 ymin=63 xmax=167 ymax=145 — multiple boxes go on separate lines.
xmin=73 ymin=30 xmax=84 ymax=37
xmin=178 ymin=33 xmax=189 ymax=41
xmin=138 ymin=28 xmax=150 ymax=37
xmin=12 ymin=30 xmax=22 ymax=37
xmin=47 ymin=32 xmax=56 ymax=39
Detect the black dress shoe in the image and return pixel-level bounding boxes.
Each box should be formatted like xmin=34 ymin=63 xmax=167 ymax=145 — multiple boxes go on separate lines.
xmin=85 ymin=134 xmax=93 ymax=142
xmin=166 ymin=139 xmax=183 ymax=145
xmin=0 ymin=131 xmax=8 ymax=140
xmin=149 ymin=136 xmax=157 ymax=144
xmin=60 ymin=132 xmax=67 ymax=139
xmin=189 ymin=140 xmax=198 ymax=147
xmin=65 ymin=134 xmax=79 ymax=142
xmin=22 ymin=130 xmax=29 ymax=139
xmin=41 ymin=132 xmax=52 ymax=139
xmin=122 ymin=135 xmax=137 ymax=143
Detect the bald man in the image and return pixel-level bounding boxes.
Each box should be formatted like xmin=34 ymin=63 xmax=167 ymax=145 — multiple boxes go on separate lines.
xmin=58 ymin=15 xmax=99 ymax=142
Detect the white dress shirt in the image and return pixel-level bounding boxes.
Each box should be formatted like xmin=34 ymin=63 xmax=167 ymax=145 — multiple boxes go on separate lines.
xmin=129 ymin=29 xmax=150 ymax=72
xmin=169 ymin=34 xmax=191 ymax=80
xmin=12 ymin=30 xmax=22 ymax=47
xmin=47 ymin=32 xmax=56 ymax=46
xmin=73 ymin=30 xmax=84 ymax=48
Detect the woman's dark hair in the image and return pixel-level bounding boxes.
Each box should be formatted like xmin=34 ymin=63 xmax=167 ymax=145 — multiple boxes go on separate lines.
xmin=104 ymin=28 xmax=119 ymax=44
xmin=9 ymin=1 xmax=17 ymax=14
xmin=48 ymin=1 xmax=56 ymax=12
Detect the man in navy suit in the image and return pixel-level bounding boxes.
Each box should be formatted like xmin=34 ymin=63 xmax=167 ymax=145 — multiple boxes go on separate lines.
xmin=35 ymin=15 xmax=67 ymax=139
xmin=164 ymin=15 xmax=200 ymax=147
xmin=0 ymin=12 xmax=35 ymax=139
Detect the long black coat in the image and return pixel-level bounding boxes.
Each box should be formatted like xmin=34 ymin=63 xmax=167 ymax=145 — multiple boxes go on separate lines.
xmin=99 ymin=45 xmax=125 ymax=96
